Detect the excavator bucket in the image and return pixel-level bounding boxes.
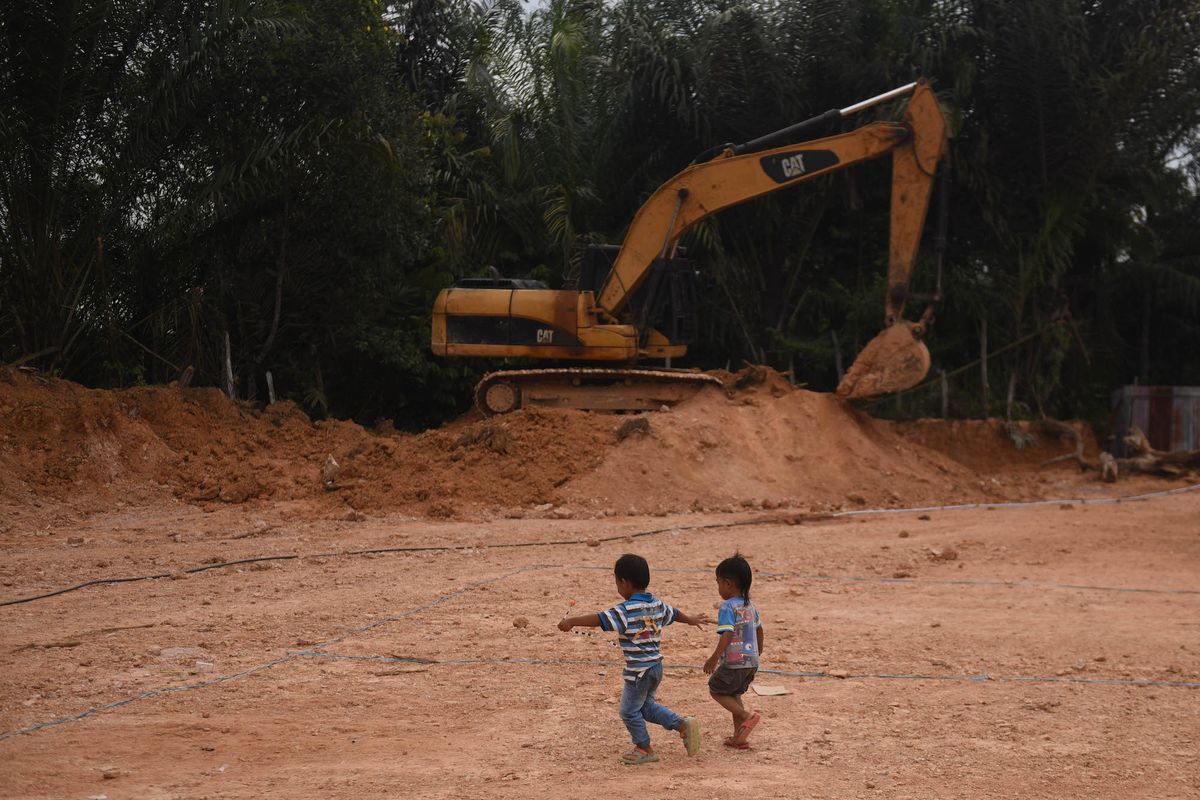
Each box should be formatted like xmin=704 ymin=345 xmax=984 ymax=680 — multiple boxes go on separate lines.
xmin=836 ymin=320 xmax=931 ymax=400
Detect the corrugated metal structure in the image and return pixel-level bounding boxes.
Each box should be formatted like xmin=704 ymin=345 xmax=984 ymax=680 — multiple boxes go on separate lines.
xmin=1111 ymin=386 xmax=1200 ymax=456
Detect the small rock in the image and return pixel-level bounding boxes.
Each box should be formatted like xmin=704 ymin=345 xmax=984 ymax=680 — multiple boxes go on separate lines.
xmin=100 ymin=766 xmax=119 ymax=779
xmin=1100 ymin=452 xmax=1118 ymax=482
xmin=586 ymin=538 xmax=601 ymax=547
xmin=218 ymin=480 xmax=257 ymax=504
xmin=533 ymin=502 xmax=554 ymax=512
xmin=615 ymin=418 xmax=651 ymax=441
xmin=828 ymin=670 xmax=849 ymax=679
xmin=927 ymin=546 xmax=958 ymax=562
xmin=892 ymin=570 xmax=912 ymax=579
xmin=512 ymin=617 xmax=529 ymax=628
xmin=322 ymin=455 xmax=340 ymax=488
xmin=195 ymin=660 xmax=215 ymax=674
xmin=427 ymin=501 xmax=455 ymax=518
xmin=917 ymin=514 xmax=931 ymax=521
xmin=898 ymin=530 xmax=909 ymax=538
xmin=67 ymin=536 xmax=85 ymax=547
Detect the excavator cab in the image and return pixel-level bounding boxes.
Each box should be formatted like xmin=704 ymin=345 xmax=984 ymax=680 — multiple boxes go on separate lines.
xmin=580 ymin=244 xmax=699 ymax=348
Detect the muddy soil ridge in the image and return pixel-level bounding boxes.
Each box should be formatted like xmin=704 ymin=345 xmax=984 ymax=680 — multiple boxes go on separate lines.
xmin=0 ymin=365 xmax=1102 ymax=526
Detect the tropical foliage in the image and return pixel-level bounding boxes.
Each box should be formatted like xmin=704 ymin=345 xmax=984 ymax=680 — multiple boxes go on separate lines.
xmin=3 ymin=0 xmax=1198 ymax=429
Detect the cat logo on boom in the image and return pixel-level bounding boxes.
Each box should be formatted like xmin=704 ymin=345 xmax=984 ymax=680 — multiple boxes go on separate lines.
xmin=780 ymin=153 xmax=807 ymax=177
xmin=536 ymin=329 xmax=554 ymax=344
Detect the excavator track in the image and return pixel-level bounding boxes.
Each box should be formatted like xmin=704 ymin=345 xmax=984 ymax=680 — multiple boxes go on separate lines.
xmin=473 ymin=367 xmax=724 ymax=416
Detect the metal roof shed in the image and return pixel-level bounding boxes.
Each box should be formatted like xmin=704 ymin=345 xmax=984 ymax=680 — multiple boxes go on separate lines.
xmin=1111 ymin=386 xmax=1200 ymax=456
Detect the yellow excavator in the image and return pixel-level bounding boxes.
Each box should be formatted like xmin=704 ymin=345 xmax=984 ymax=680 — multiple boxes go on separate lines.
xmin=432 ymin=79 xmax=949 ymax=415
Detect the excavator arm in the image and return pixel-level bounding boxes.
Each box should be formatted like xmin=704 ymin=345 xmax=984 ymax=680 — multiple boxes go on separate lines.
xmin=600 ymin=79 xmax=946 ymax=321
xmin=597 ymin=79 xmax=948 ymax=397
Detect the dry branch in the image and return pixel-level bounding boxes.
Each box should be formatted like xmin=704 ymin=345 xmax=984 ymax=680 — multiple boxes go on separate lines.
xmin=1037 ymin=422 xmax=1200 ymax=481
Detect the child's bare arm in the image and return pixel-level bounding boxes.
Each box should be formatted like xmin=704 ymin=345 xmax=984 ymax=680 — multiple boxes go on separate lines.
xmin=673 ymin=609 xmax=712 ymax=628
xmin=757 ymin=626 xmax=765 ymax=654
xmin=557 ymin=613 xmax=602 ymax=631
xmin=704 ymin=631 xmax=734 ymax=674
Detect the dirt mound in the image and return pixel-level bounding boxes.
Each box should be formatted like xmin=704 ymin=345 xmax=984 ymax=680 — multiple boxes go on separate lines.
xmin=560 ymin=382 xmax=1085 ymax=514
xmin=0 ymin=367 xmax=617 ymax=522
xmin=0 ymin=366 xmax=1104 ymax=525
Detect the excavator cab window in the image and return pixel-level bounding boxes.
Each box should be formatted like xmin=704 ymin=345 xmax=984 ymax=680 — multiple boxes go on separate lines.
xmin=632 ymin=257 xmax=699 ymax=346
xmin=580 ymin=244 xmax=621 ymax=294
xmin=582 ymin=244 xmax=697 ymax=345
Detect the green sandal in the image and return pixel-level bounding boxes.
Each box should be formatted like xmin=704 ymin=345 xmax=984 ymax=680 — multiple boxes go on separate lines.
xmin=680 ymin=717 xmax=701 ymax=756
xmin=620 ymin=747 xmax=660 ymax=765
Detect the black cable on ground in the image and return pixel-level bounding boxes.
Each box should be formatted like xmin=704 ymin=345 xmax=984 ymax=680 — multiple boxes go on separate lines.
xmin=0 ymin=517 xmax=788 ymax=608
xmin=4 ymin=482 xmax=1199 ymax=609
xmin=299 ymin=651 xmax=1200 ymax=690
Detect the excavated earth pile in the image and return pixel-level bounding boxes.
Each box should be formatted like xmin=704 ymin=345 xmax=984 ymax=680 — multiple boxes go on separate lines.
xmin=0 ymin=365 xmax=1106 ymax=528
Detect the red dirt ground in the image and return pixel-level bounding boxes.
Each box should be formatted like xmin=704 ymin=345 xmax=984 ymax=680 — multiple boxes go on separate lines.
xmin=2 ymin=367 xmax=1197 ymax=798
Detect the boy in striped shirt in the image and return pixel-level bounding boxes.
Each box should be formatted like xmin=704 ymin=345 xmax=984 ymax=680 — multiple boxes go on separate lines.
xmin=558 ymin=553 xmax=710 ymax=764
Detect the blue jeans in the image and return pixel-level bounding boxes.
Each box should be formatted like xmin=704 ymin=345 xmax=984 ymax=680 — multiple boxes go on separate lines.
xmin=618 ymin=662 xmax=683 ymax=748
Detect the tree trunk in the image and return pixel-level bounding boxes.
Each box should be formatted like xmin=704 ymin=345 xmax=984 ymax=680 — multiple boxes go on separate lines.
xmin=223 ymin=331 xmax=235 ymax=401
xmin=940 ymin=369 xmax=948 ymax=418
xmin=980 ymin=316 xmax=989 ymax=419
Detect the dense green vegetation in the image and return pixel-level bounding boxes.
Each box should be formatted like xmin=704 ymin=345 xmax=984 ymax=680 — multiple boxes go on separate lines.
xmin=3 ymin=0 xmax=1198 ymax=429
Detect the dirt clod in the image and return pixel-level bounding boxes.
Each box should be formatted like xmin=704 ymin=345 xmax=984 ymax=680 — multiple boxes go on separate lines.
xmin=615 ymin=418 xmax=650 ymax=441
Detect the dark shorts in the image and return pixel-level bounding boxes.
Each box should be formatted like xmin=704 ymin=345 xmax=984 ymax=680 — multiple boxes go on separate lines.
xmin=708 ymin=665 xmax=757 ymax=696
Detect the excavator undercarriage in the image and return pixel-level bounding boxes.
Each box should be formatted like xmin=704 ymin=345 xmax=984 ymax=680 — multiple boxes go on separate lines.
xmin=474 ymin=367 xmax=723 ymax=416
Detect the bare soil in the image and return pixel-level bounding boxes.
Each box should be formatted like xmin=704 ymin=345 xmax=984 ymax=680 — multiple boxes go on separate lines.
xmin=1 ymin=368 xmax=1197 ymax=798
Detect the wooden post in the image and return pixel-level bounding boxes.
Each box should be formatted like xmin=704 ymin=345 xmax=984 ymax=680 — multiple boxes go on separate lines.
xmin=831 ymin=330 xmax=844 ymax=383
xmin=266 ymin=371 xmax=276 ymax=405
xmin=224 ymin=331 xmax=235 ymax=401
xmin=940 ymin=369 xmax=948 ymax=418
xmin=980 ymin=316 xmax=989 ymax=419
xmin=1005 ymin=369 xmax=1016 ymax=420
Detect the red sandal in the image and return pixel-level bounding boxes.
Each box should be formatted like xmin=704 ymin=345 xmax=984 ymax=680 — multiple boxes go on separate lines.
xmin=732 ymin=712 xmax=761 ymax=745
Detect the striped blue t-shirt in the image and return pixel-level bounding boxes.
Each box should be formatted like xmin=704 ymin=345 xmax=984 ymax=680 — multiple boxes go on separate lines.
xmin=597 ymin=591 xmax=678 ymax=681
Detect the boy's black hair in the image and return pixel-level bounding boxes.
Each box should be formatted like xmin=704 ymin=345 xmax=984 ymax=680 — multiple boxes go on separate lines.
xmin=715 ymin=553 xmax=752 ymax=601
xmin=614 ymin=553 xmax=650 ymax=589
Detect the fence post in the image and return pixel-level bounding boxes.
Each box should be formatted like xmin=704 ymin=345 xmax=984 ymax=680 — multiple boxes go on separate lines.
xmin=980 ymin=316 xmax=989 ymax=419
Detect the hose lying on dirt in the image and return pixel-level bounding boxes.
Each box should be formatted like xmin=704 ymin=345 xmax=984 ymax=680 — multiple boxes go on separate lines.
xmin=3 ymin=482 xmax=1198 ymax=608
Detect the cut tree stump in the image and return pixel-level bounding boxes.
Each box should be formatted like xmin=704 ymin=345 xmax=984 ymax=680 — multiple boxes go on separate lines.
xmin=1038 ymin=422 xmax=1200 ymax=481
